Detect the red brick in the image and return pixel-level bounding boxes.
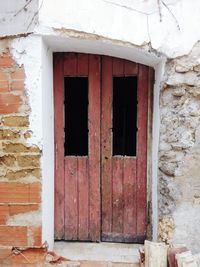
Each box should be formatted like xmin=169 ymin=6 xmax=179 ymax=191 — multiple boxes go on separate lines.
xmin=0 ymin=205 xmax=9 ymax=224
xmin=9 ymin=204 xmax=39 ymax=216
xmin=0 ymin=183 xmax=29 ymax=203
xmin=0 ymin=226 xmax=27 ymax=246
xmin=0 ymin=182 xmax=41 ymax=204
xmin=11 ymin=80 xmax=24 ymax=91
xmin=0 ymin=204 xmax=40 ymax=225
xmin=0 ymin=94 xmax=21 ymax=114
xmin=11 ymin=69 xmax=25 ymax=80
xmin=29 ymin=226 xmax=42 ymax=247
xmin=0 ymin=71 xmax=9 ymax=81
xmin=0 ymin=52 xmax=15 ymax=68
xmin=29 ymin=183 xmax=41 ymax=203
xmin=0 ymin=246 xmax=12 ymax=260
xmin=0 ymin=80 xmax=9 ymax=92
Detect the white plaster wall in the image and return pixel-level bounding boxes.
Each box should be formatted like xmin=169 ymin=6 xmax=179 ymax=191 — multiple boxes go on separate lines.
xmin=10 ymin=36 xmax=43 ymax=148
xmin=10 ymin=36 xmax=55 ymax=248
xmin=0 ymin=0 xmax=39 ymax=37
xmin=41 ymin=41 xmax=54 ymax=249
xmin=152 ymin=58 xmax=166 ymax=241
xmin=2 ymin=0 xmax=200 ymax=59
xmin=38 ymin=0 xmax=200 ymax=58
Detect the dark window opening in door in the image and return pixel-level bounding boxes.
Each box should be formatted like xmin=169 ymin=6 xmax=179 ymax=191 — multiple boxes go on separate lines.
xmin=112 ymin=76 xmax=137 ymax=156
xmin=64 ymin=77 xmax=88 ymax=156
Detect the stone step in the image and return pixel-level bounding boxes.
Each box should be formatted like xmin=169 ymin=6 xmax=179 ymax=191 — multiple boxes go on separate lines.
xmin=45 ymin=260 xmax=139 ymax=267
xmin=80 ymin=260 xmax=140 ymax=267
xmin=54 ymin=242 xmax=140 ymax=264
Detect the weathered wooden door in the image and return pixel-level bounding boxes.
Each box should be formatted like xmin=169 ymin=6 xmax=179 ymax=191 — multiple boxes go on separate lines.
xmin=54 ymin=53 xmax=152 ymax=243
xmin=54 ymin=53 xmax=101 ymax=241
xmin=101 ymin=57 xmax=150 ymax=243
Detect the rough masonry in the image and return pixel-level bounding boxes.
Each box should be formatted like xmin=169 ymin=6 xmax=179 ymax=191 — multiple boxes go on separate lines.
xmin=158 ymin=42 xmax=200 ymax=252
xmin=0 ymin=44 xmax=42 ymax=248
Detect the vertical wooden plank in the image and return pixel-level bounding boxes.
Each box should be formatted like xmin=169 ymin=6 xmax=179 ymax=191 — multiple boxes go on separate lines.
xmin=113 ymin=57 xmax=124 ymax=76
xmin=77 ymin=157 xmax=89 ymax=240
xmin=64 ymin=53 xmax=77 ymax=76
xmin=122 ymin=58 xmax=138 ymax=237
xmin=54 ymin=53 xmax=65 ymax=239
xmin=136 ymin=64 xmax=149 ymax=236
xmin=88 ymin=54 xmax=101 ymax=241
xmin=112 ymin=157 xmax=124 ymax=234
xmin=77 ymin=54 xmax=89 ymax=76
xmin=64 ymin=157 xmax=78 ymax=240
xmin=101 ymin=56 xmax=113 ymax=236
xmin=124 ymin=60 xmax=138 ymax=75
xmin=123 ymin=158 xmax=137 ymax=235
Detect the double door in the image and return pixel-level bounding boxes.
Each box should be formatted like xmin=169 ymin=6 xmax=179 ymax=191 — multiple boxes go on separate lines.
xmin=54 ymin=53 xmax=152 ymax=243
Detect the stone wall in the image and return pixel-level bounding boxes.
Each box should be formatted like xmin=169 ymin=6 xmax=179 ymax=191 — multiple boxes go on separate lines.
xmin=0 ymin=45 xmax=42 ymax=247
xmin=158 ymin=42 xmax=200 ymax=252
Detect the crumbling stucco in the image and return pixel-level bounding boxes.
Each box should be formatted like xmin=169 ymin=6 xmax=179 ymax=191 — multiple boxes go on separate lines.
xmin=158 ymin=217 xmax=175 ymax=243
xmin=158 ymin=41 xmax=200 ymax=252
xmin=0 ymin=43 xmax=42 ymax=248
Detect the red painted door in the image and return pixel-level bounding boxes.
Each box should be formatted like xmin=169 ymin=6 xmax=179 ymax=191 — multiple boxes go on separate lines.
xmin=54 ymin=53 xmax=101 ymax=241
xmin=101 ymin=57 xmax=150 ymax=242
xmin=54 ymin=53 xmax=152 ymax=243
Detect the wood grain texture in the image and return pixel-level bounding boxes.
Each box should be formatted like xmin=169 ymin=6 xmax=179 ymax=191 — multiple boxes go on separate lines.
xmin=101 ymin=56 xmax=113 ymax=235
xmin=112 ymin=57 xmax=124 ymax=76
xmin=55 ymin=53 xmax=92 ymax=241
xmin=124 ymin=60 xmax=138 ymax=75
xmin=77 ymin=53 xmax=89 ymax=76
xmin=54 ymin=53 xmax=65 ymax=239
xmin=64 ymin=53 xmax=77 ymax=76
xmin=64 ymin=157 xmax=78 ymax=240
xmin=101 ymin=57 xmax=144 ymax=242
xmin=123 ymin=158 xmax=137 ymax=235
xmin=77 ymin=157 xmax=89 ymax=240
xmin=88 ymin=54 xmax=101 ymax=241
xmin=112 ymin=157 xmax=124 ymax=234
xmin=136 ymin=64 xmax=149 ymax=236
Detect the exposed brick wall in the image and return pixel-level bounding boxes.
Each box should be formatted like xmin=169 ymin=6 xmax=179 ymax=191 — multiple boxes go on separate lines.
xmin=0 ymin=49 xmax=42 ymax=248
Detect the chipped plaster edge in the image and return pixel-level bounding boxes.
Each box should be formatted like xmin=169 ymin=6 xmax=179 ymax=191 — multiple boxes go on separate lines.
xmin=10 ymin=35 xmax=43 ymax=148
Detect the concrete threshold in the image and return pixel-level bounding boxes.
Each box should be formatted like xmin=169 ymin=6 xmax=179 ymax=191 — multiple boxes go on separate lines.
xmin=54 ymin=242 xmax=140 ymax=264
